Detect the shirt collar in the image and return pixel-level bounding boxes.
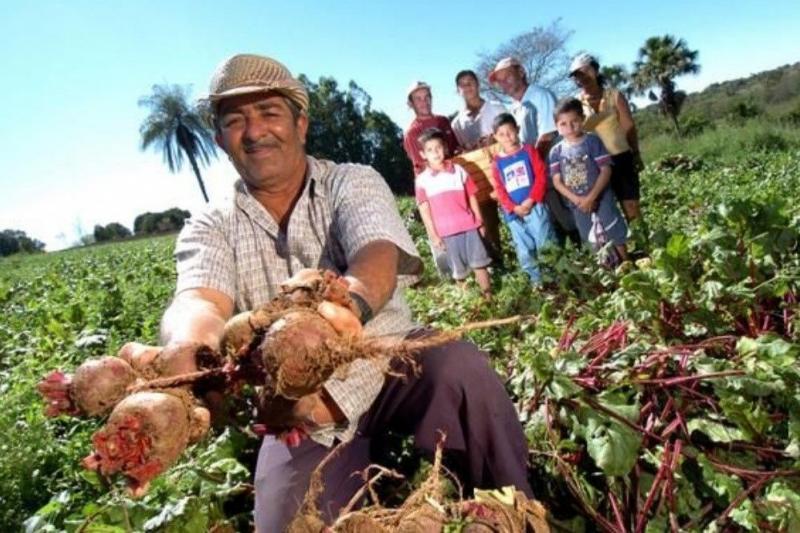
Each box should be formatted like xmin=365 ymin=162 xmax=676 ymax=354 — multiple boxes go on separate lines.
xmin=429 ymin=160 xmax=455 ymax=176
xmin=233 ymin=155 xmax=325 ymax=235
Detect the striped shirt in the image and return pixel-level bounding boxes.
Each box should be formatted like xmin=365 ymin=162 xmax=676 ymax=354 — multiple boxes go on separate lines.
xmin=174 ymin=156 xmax=423 ymax=445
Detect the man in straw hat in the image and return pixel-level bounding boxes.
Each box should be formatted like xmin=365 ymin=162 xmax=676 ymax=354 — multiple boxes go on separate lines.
xmin=149 ymin=53 xmax=532 ymax=530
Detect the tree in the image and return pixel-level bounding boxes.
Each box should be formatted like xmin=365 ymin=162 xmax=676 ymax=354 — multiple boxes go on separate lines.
xmin=631 ymin=35 xmax=700 ymax=135
xmin=94 ymin=222 xmax=132 ymax=243
xmin=139 ymin=85 xmax=217 ymax=202
xmin=475 ymin=19 xmax=573 ymax=101
xmin=133 ymin=208 xmax=191 ymax=236
xmin=300 ymin=75 xmax=413 ymax=194
xmin=0 ymin=229 xmax=45 ymax=257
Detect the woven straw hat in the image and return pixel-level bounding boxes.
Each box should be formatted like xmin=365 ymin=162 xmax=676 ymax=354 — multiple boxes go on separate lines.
xmin=205 ymin=54 xmax=308 ymax=112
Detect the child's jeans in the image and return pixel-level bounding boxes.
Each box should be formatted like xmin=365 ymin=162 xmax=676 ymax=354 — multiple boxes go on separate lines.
xmin=507 ymin=203 xmax=555 ymax=284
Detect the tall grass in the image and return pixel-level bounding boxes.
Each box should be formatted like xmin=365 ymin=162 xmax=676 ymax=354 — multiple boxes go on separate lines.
xmin=640 ymin=116 xmax=800 ymax=163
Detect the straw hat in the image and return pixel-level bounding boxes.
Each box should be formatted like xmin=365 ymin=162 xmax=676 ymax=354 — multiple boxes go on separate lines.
xmin=205 ymin=53 xmax=308 ymax=112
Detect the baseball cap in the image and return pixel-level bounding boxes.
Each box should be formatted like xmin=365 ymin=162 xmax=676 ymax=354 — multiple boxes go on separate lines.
xmin=488 ymin=57 xmax=523 ymax=83
xmin=569 ymin=53 xmax=598 ymax=75
xmin=205 ymin=53 xmax=309 ymax=112
xmin=406 ymin=80 xmax=431 ymax=100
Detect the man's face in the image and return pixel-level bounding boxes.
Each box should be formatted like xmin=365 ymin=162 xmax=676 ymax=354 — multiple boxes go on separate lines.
xmin=457 ymin=75 xmax=479 ymax=101
xmin=493 ymin=67 xmax=525 ymax=97
xmin=409 ymin=88 xmax=432 ymax=117
xmin=215 ymin=93 xmax=308 ymax=190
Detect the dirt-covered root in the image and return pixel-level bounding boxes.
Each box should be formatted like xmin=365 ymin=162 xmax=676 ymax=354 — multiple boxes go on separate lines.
xmin=37 ymin=356 xmax=139 ymax=417
xmin=334 ymin=513 xmax=389 ymax=532
xmin=82 ymin=389 xmax=207 ymax=495
xmin=259 ymin=309 xmax=345 ymax=399
xmin=394 ymin=505 xmax=447 ymax=532
xmin=459 ymin=492 xmax=550 ymax=533
xmin=285 ymin=514 xmax=327 ymax=533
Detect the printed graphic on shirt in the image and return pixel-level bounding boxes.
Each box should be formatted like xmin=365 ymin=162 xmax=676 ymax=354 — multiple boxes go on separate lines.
xmin=561 ymin=154 xmax=589 ymax=191
xmin=502 ymin=160 xmax=532 ymax=192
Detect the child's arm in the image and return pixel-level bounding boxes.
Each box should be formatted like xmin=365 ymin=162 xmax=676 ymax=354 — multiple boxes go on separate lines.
xmin=490 ymin=160 xmax=518 ymax=214
xmin=584 ymin=164 xmax=612 ymax=211
xmin=418 ymin=201 xmax=444 ymax=249
xmin=525 ymin=145 xmax=548 ymax=206
xmin=467 ymin=194 xmax=486 ymax=236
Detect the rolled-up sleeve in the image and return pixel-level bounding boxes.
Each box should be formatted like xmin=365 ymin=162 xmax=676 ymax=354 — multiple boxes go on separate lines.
xmin=174 ymin=210 xmax=236 ymax=299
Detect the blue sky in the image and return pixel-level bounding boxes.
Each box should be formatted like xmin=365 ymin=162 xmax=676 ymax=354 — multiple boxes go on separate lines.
xmin=1 ymin=0 xmax=798 ymax=250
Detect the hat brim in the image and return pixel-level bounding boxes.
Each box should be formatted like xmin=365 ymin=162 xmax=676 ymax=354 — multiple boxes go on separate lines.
xmin=205 ymin=84 xmax=300 ymax=102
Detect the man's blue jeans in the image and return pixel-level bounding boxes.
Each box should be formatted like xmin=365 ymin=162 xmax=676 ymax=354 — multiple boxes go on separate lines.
xmin=506 ymin=203 xmax=554 ymax=284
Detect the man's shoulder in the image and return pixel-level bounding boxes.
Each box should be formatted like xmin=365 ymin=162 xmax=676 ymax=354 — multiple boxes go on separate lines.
xmin=309 ymin=156 xmax=385 ymax=197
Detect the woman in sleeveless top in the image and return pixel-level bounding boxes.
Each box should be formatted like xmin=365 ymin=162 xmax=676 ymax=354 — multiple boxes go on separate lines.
xmin=569 ymin=53 xmax=643 ymax=222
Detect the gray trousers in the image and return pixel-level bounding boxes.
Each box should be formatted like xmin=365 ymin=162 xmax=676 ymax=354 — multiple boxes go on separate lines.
xmin=254 ymin=338 xmax=532 ymax=531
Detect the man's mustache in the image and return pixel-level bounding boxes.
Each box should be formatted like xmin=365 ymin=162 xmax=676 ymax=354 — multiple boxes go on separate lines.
xmin=244 ymin=138 xmax=281 ymax=152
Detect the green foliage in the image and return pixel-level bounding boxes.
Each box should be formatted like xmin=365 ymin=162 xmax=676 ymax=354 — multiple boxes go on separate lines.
xmin=635 ymin=62 xmax=800 ymax=144
xmin=301 ymin=75 xmax=413 ymax=195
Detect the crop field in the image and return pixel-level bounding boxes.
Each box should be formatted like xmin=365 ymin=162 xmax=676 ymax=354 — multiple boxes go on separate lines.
xmin=2 ymin=151 xmax=799 ymax=531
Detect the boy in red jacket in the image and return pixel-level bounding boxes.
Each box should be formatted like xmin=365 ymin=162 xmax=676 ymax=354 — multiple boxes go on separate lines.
xmin=490 ymin=113 xmax=555 ymax=285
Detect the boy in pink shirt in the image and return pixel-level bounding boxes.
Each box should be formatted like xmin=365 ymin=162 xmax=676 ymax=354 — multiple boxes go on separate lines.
xmin=415 ymin=128 xmax=492 ymax=297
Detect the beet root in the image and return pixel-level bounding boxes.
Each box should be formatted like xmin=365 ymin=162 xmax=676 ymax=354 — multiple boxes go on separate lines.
xmin=72 ymin=356 xmax=139 ymax=416
xmin=38 ymin=356 xmax=138 ymax=417
xmin=82 ymin=390 xmax=207 ymax=495
xmin=259 ymin=309 xmax=344 ymax=399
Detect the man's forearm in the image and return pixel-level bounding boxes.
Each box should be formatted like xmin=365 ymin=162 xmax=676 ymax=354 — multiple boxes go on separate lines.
xmin=344 ymin=240 xmax=399 ymax=316
xmin=160 ymin=288 xmax=234 ymax=349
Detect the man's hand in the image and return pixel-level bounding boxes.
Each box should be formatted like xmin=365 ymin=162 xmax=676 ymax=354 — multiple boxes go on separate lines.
xmin=259 ymin=390 xmax=345 ymax=447
xmin=431 ymin=235 xmax=445 ymax=250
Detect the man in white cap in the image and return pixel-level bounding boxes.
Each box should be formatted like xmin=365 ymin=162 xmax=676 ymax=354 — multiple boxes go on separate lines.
xmin=488 ymin=57 xmax=558 ymax=154
xmin=489 ymin=57 xmax=578 ymax=242
xmin=402 ymin=81 xmax=461 ymax=176
xmin=145 ymin=53 xmax=532 ymax=531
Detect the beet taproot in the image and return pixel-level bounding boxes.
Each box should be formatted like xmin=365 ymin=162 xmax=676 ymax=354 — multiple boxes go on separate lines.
xmin=82 ymin=390 xmax=209 ymax=495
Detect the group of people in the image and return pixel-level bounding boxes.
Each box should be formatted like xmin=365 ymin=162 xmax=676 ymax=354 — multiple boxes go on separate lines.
xmin=404 ymin=54 xmax=644 ymax=295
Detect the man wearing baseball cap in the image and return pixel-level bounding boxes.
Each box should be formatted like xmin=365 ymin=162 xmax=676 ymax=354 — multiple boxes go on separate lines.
xmin=150 ymin=53 xmax=531 ymax=531
xmin=402 ymin=80 xmax=461 ymax=176
xmin=489 ymin=57 xmax=578 ymax=242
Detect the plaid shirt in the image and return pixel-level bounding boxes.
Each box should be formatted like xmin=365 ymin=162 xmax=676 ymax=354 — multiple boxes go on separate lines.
xmin=174 ymin=156 xmax=422 ymax=445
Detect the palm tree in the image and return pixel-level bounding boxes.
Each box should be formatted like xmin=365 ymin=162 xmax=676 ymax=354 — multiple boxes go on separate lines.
xmin=600 ymin=65 xmax=631 ymax=94
xmin=139 ymin=85 xmax=216 ymax=202
xmin=631 ymin=35 xmax=700 ymax=135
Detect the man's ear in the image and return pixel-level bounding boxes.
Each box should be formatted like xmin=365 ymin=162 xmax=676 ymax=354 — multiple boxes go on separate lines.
xmin=296 ymin=113 xmax=309 ymax=145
